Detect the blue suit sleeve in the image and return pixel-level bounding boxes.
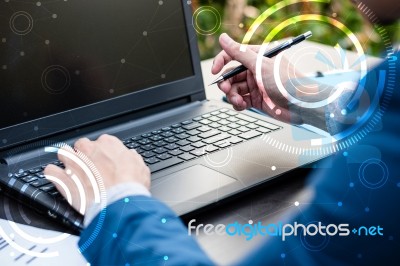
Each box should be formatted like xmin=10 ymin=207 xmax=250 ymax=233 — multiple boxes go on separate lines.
xmin=78 ymin=196 xmax=214 ymax=266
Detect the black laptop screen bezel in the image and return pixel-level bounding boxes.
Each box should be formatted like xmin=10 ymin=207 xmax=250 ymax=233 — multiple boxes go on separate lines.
xmin=0 ymin=1 xmax=205 ymax=151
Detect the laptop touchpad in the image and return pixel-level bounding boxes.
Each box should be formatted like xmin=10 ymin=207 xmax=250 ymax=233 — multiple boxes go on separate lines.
xmin=151 ymin=165 xmax=236 ymax=202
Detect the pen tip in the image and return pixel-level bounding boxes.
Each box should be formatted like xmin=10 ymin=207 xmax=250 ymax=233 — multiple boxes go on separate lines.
xmin=208 ymin=76 xmax=223 ymax=86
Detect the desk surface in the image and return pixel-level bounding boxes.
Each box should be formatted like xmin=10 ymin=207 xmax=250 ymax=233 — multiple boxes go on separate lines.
xmin=0 ymin=40 xmax=381 ymax=265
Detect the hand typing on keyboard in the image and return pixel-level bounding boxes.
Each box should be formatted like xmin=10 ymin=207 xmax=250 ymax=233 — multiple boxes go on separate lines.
xmin=43 ymin=134 xmax=151 ymax=214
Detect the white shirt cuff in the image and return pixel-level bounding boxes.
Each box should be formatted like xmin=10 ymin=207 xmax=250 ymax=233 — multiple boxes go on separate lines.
xmin=83 ymin=182 xmax=151 ymax=228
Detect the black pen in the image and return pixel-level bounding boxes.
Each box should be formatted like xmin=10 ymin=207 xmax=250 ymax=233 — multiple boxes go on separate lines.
xmin=209 ymin=31 xmax=312 ymax=85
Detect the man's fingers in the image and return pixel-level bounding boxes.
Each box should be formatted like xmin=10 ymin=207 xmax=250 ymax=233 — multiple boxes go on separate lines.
xmin=44 ymin=164 xmax=75 ymax=202
xmin=74 ymin=137 xmax=94 ymax=156
xmin=211 ymin=50 xmax=232 ymax=74
xmin=219 ymin=33 xmax=259 ymax=73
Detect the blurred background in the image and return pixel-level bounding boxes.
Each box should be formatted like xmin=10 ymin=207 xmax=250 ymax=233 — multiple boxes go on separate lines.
xmin=191 ymin=0 xmax=400 ymax=60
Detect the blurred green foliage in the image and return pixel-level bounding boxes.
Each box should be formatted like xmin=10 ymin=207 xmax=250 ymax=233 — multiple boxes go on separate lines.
xmin=194 ymin=0 xmax=400 ymax=60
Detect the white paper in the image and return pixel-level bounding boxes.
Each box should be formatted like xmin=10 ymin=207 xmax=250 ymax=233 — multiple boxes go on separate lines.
xmin=0 ymin=218 xmax=87 ymax=266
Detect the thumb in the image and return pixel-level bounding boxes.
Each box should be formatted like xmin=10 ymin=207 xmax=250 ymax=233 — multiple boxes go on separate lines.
xmin=219 ymin=33 xmax=258 ymax=73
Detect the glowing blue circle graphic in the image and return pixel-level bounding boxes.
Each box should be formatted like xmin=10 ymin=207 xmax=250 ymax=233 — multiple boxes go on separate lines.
xmin=299 ymin=221 xmax=330 ymax=251
xmin=358 ymin=159 xmax=389 ymax=189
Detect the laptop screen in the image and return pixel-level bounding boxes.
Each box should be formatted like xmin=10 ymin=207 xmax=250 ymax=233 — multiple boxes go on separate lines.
xmin=0 ymin=0 xmax=194 ymax=130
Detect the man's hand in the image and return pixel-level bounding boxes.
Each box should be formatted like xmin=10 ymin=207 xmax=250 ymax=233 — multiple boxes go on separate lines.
xmin=44 ymin=134 xmax=151 ymax=214
xmin=212 ymin=33 xmax=303 ymax=124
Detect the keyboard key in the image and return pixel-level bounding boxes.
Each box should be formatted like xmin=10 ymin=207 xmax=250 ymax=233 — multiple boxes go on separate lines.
xmin=187 ymin=136 xmax=201 ymax=142
xmin=191 ymin=142 xmax=206 ymax=148
xmin=123 ymin=139 xmax=132 ymax=144
xmin=202 ymin=114 xmax=211 ymax=118
xmin=178 ymin=153 xmax=197 ymax=161
xmin=40 ymin=184 xmax=55 ymax=192
xmin=229 ymin=137 xmax=243 ymax=144
xmin=138 ymin=139 xmax=151 ymax=145
xmin=29 ymin=167 xmax=42 ymax=174
xmin=199 ymin=119 xmax=212 ymax=125
xmin=192 ymin=116 xmax=202 ymax=121
xmin=227 ymin=117 xmax=239 ymax=122
xmin=219 ymin=126 xmax=230 ymax=132
xmin=191 ymin=149 xmax=207 ymax=156
xmin=176 ymin=133 xmax=190 ymax=139
xmin=149 ymin=157 xmax=184 ymax=172
xmin=211 ymin=111 xmax=220 ymax=115
xmin=238 ymin=130 xmax=262 ymax=140
xmin=144 ymin=157 xmax=160 ymax=164
xmin=153 ymin=147 xmax=168 ymax=154
xmin=142 ymin=151 xmax=156 ymax=158
xmin=152 ymin=130 xmax=162 ymax=135
xmin=180 ymin=145 xmax=195 ymax=152
xmin=156 ymin=153 xmax=172 ymax=160
xmin=162 ymin=127 xmax=171 ymax=131
xmin=214 ymin=140 xmax=231 ymax=148
xmin=36 ymin=173 xmax=45 ymax=179
xmin=219 ymin=108 xmax=228 ymax=112
xmin=197 ymin=126 xmax=211 ymax=132
xmin=22 ymin=175 xmax=38 ymax=183
xmin=176 ymin=140 xmax=191 ymax=146
xmin=256 ymin=127 xmax=271 ymax=133
xmin=208 ymin=116 xmax=220 ymax=122
xmin=205 ymin=145 xmax=219 ymax=153
xmin=142 ymin=133 xmax=152 ymax=138
xmin=168 ymin=149 xmax=183 ymax=156
xmin=229 ymin=129 xmax=242 ymax=135
xmin=165 ymin=143 xmax=179 ymax=150
xmin=186 ymin=129 xmax=200 ymax=136
xmin=182 ymin=122 xmax=201 ymax=130
xmin=153 ymin=141 xmax=167 ymax=147
xmin=131 ymin=136 xmax=142 ymax=141
xmin=126 ymin=143 xmax=139 ymax=149
xmin=203 ymin=133 xmax=230 ymax=144
xmin=219 ymin=119 xmax=230 ymax=125
xmin=237 ymin=126 xmax=250 ymax=132
xmin=172 ymin=128 xmax=185 ymax=134
xmin=171 ymin=124 xmax=181 ymax=128
xmin=30 ymin=179 xmax=50 ymax=187
xmin=209 ymin=122 xmax=221 ymax=128
xmin=15 ymin=171 xmax=29 ymax=178
xmin=48 ymin=190 xmax=60 ymax=197
xmin=217 ymin=113 xmax=229 ymax=119
xmin=227 ymin=110 xmax=238 ymax=116
xmin=255 ymin=120 xmax=280 ymax=130
xmin=228 ymin=123 xmax=240 ymax=129
xmin=181 ymin=120 xmax=192 ymax=125
xmin=149 ymin=135 xmax=163 ymax=141
xmin=165 ymin=137 xmax=179 ymax=143
xmin=141 ymin=144 xmax=155 ymax=151
xmin=236 ymin=114 xmax=257 ymax=123
xmin=198 ymin=129 xmax=220 ymax=139
xmin=161 ymin=131 xmax=174 ymax=138
xmin=237 ymin=120 xmax=249 ymax=126
xmin=246 ymin=123 xmax=258 ymax=129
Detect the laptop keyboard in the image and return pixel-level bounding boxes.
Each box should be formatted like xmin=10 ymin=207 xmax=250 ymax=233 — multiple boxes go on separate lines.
xmin=9 ymin=108 xmax=281 ymax=201
xmin=122 ymin=108 xmax=281 ymax=173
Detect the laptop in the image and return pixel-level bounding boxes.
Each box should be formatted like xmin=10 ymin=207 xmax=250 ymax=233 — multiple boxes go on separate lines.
xmin=0 ymin=0 xmax=324 ymax=233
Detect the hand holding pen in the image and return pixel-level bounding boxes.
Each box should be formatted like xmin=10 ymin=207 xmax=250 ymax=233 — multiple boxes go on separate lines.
xmin=210 ymin=31 xmax=312 ymax=85
xmin=211 ymin=32 xmax=312 ymax=124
